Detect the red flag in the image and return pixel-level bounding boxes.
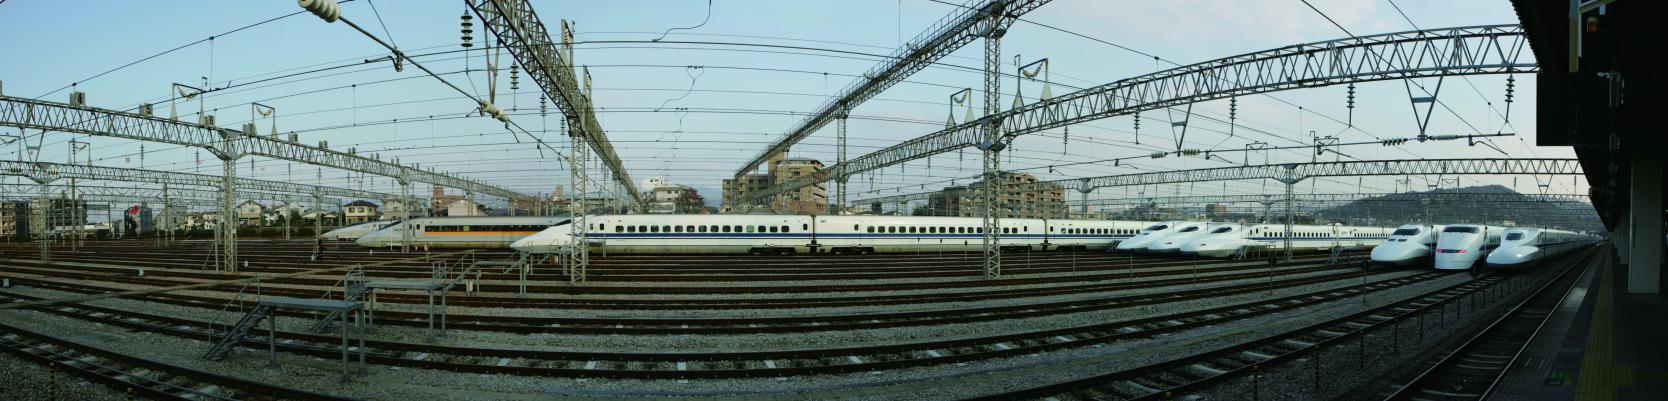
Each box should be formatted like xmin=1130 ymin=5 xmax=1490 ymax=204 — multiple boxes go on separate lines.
xmin=127 ymin=205 xmax=141 ymax=216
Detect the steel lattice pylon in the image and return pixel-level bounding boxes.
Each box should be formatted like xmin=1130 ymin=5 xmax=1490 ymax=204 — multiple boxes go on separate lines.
xmin=831 ymin=105 xmax=848 ymax=215
xmin=568 ymin=122 xmax=589 ymax=283
xmin=979 ymin=11 xmax=1014 ymax=280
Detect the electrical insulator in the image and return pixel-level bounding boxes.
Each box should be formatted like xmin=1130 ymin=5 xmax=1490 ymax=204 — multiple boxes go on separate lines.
xmin=1132 ymin=113 xmax=1141 ymax=145
xmin=539 ymin=95 xmax=548 ymax=116
xmin=1180 ymin=148 xmax=1200 ymax=156
xmin=510 ymin=65 xmax=520 ymax=91
xmin=1150 ymin=151 xmax=1167 ymax=159
xmin=299 ymin=0 xmax=341 ymax=23
xmin=461 ymin=12 xmax=474 ymax=48
xmin=1228 ymin=97 xmax=1237 ymax=137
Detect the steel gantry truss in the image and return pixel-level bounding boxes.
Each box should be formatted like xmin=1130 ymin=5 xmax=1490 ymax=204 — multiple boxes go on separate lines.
xmin=467 ymin=0 xmax=642 ymax=205
xmin=1052 ymin=158 xmax=1581 ymax=259
xmin=735 ymin=0 xmax=1051 ymax=213
xmin=1080 ymin=192 xmax=1599 ymax=229
xmin=740 ymin=24 xmax=1537 ymax=206
xmin=469 ymin=0 xmax=662 ymax=283
xmin=852 ymin=158 xmax=1585 ymax=260
xmin=1 ymin=160 xmax=396 ymax=199
xmin=1074 ymin=192 xmax=1592 ymax=207
xmin=2 ymin=181 xmax=415 ymax=243
xmin=0 ymin=95 xmax=529 ymax=199
xmin=851 ymin=191 xmax=1593 ymax=214
xmin=0 ymin=94 xmax=530 ymax=271
xmin=1 ymin=160 xmax=397 ymax=267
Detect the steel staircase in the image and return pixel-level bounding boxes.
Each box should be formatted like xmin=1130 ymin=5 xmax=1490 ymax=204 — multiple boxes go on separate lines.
xmin=202 ymin=304 xmax=273 ymax=361
xmin=308 ymin=281 xmax=368 ymax=333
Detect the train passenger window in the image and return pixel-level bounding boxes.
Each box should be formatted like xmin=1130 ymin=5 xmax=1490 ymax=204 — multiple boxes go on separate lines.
xmin=675 ymin=226 xmax=684 ymax=233
xmin=854 ymin=224 xmax=860 ymax=231
xmin=781 ymin=226 xmax=789 ymax=233
xmin=687 ymin=225 xmax=696 ymax=232
xmin=614 ymin=226 xmax=622 ymax=233
xmin=648 ymin=226 xmax=658 ymax=233
xmin=697 ymin=226 xmax=707 ymax=233
xmin=767 ymin=226 xmax=777 ymax=233
xmin=866 ymin=226 xmax=874 ymax=233
xmin=803 ymin=224 xmax=810 ymax=231
xmin=907 ymin=227 xmax=916 ymax=233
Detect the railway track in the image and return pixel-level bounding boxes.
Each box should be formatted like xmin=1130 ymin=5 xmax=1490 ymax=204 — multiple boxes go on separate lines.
xmin=5 ymin=259 xmax=1355 ymax=310
xmin=0 ymin=268 xmax=1448 ymax=379
xmin=1378 ymin=245 xmax=1600 ymax=400
xmin=11 ymin=265 xmax=1389 ymax=334
xmin=0 ymin=320 xmax=356 ymax=401
xmin=961 ymin=246 xmax=1599 ymax=401
xmin=6 ymin=247 xmax=1318 ymax=284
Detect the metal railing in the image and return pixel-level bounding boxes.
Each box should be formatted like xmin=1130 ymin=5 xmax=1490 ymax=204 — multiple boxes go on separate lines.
xmin=318 ymin=264 xmax=365 ymax=302
xmin=205 ymin=276 xmax=262 ymax=344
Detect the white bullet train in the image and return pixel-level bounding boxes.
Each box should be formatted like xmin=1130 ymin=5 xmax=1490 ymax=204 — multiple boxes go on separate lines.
xmin=355 ymin=216 xmax=570 ymax=249
xmin=1432 ymin=224 xmax=1503 ymax=270
xmin=1178 ymin=224 xmax=1395 ymax=258
xmin=1484 ymin=227 xmax=1599 ymax=271
xmin=511 ymin=214 xmax=1151 ymax=255
xmin=1369 ymin=224 xmax=1445 ymax=266
xmin=319 ymin=220 xmax=398 ymax=241
xmin=1145 ymin=222 xmax=1216 ymax=254
xmin=1113 ymin=222 xmax=1188 ymax=253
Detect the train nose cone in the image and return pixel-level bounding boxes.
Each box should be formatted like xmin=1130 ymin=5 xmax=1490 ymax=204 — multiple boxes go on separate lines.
xmin=510 ymin=236 xmax=538 ymax=253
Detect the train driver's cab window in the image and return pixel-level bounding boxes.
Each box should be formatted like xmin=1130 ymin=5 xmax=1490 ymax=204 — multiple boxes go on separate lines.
xmin=1505 ymin=232 xmax=1524 ymax=241
xmin=1211 ymin=227 xmax=1233 ymax=234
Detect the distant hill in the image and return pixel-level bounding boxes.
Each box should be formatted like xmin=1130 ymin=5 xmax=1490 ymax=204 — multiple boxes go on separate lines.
xmin=1314 ymin=185 xmax=1595 ymax=229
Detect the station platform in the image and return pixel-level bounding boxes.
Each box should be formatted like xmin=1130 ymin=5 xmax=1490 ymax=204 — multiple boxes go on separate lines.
xmin=1492 ymin=254 xmax=1668 ymax=401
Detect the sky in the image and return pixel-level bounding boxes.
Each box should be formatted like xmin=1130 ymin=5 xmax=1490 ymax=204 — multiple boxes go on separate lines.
xmin=0 ymin=0 xmax=1585 ymax=215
